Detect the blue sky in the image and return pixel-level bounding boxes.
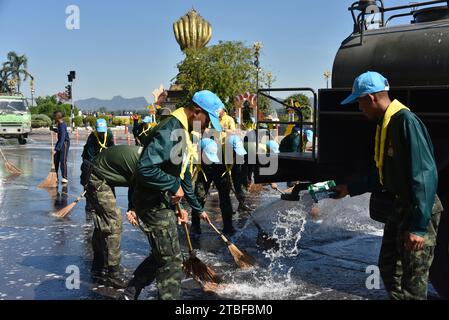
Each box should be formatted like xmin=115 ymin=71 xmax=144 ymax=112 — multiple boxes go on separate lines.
xmin=0 ymin=0 xmax=409 ymax=102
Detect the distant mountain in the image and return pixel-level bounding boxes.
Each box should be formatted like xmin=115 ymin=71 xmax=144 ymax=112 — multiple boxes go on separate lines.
xmin=75 ymin=95 xmax=149 ymax=111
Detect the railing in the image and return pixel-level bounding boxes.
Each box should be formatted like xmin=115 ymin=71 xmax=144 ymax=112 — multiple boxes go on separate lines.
xmin=256 ymin=88 xmax=318 ymax=161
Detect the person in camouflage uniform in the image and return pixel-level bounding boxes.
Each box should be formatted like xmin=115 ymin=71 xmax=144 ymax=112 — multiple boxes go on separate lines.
xmin=86 ymin=145 xmax=142 ymax=288
xmin=192 ymin=138 xmax=235 ymax=235
xmin=81 ymin=118 xmax=114 ymax=216
xmin=334 ymin=72 xmax=444 ymax=300
xmin=122 ymin=90 xmax=223 ymax=300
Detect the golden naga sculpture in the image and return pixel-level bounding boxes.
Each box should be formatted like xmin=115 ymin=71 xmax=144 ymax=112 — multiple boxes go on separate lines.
xmin=173 ymin=9 xmax=212 ymax=51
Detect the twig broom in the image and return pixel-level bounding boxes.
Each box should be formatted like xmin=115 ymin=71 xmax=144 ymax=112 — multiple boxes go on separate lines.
xmin=54 ymin=190 xmax=86 ymax=218
xmin=0 ymin=148 xmax=22 ymax=175
xmin=38 ymin=132 xmax=57 ymax=188
xmin=206 ymin=217 xmax=256 ymax=269
xmin=177 ymin=204 xmax=221 ymax=286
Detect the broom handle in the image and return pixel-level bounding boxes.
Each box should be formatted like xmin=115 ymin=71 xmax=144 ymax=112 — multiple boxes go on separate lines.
xmin=206 ymin=217 xmax=230 ymax=245
xmin=51 ymin=131 xmax=56 ymax=168
xmin=176 ymin=203 xmax=194 ymax=253
xmin=275 ymin=187 xmax=285 ymax=195
xmin=0 ymin=148 xmax=7 ymax=162
xmin=75 ymin=190 xmax=87 ymax=202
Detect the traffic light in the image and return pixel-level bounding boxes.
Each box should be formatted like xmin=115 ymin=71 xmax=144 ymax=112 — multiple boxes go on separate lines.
xmin=68 ymin=71 xmax=76 ymax=82
xmin=65 ymin=85 xmax=72 ymax=100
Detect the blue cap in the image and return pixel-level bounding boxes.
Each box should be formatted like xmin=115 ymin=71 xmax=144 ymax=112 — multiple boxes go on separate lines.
xmin=143 ymin=116 xmax=152 ymax=123
xmin=227 ymin=135 xmax=247 ymax=156
xmin=96 ymin=119 xmax=107 ymax=133
xmin=341 ymin=71 xmax=390 ymax=105
xmin=200 ymin=138 xmax=220 ymax=163
xmin=192 ymin=90 xmax=223 ymax=132
xmin=266 ymin=140 xmax=280 ymax=154
xmin=305 ymin=129 xmax=314 ymax=142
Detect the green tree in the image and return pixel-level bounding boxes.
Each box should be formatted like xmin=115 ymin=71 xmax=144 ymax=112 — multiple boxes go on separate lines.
xmin=175 ymin=41 xmax=273 ymax=114
xmin=30 ymin=95 xmax=78 ymax=119
xmin=283 ymin=93 xmax=313 ymax=122
xmin=2 ymin=52 xmax=32 ymax=94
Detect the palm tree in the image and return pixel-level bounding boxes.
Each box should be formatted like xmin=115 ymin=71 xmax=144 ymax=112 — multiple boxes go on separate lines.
xmin=2 ymin=51 xmax=32 ymax=94
xmin=0 ymin=68 xmax=10 ymax=94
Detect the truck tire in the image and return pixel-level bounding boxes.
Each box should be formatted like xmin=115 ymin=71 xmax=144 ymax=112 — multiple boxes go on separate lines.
xmin=430 ymin=192 xmax=449 ymax=299
xmin=18 ymin=135 xmax=27 ymax=145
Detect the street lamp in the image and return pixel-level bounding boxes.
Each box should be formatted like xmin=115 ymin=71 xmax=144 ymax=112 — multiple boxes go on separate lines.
xmin=324 ymin=70 xmax=332 ymax=89
xmin=253 ymin=41 xmax=263 ymax=92
xmin=30 ymin=77 xmax=35 ymax=107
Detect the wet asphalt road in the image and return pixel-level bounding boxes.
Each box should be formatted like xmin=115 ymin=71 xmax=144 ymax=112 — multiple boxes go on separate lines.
xmin=0 ymin=132 xmax=420 ymax=300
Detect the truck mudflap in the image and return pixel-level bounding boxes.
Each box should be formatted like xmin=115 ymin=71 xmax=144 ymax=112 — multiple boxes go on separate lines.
xmin=430 ymin=192 xmax=449 ymax=299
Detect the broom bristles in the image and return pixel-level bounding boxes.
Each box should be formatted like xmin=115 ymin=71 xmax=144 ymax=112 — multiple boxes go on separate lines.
xmin=38 ymin=171 xmax=58 ymax=188
xmin=5 ymin=161 xmax=22 ymax=175
xmin=54 ymin=201 xmax=78 ymax=218
xmin=183 ymin=255 xmax=221 ymax=284
xmin=228 ymin=243 xmax=256 ymax=269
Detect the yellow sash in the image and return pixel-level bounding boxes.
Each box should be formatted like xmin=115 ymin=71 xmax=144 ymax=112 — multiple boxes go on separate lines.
xmin=375 ymin=100 xmax=409 ymax=185
xmin=139 ymin=124 xmax=151 ymax=137
xmin=171 ymin=107 xmax=194 ymax=180
xmin=94 ymin=130 xmax=108 ymax=152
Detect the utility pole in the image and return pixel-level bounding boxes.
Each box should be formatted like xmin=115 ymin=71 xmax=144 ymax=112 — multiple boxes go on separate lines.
xmin=253 ymin=41 xmax=263 ymax=92
xmin=67 ymin=71 xmax=76 ymax=130
xmin=30 ymin=77 xmax=35 ymax=107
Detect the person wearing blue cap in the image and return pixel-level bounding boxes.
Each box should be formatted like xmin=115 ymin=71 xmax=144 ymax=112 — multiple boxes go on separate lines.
xmin=333 ymin=71 xmax=443 ymax=300
xmin=81 ymin=118 xmax=115 ymax=216
xmin=225 ymin=134 xmax=252 ymax=212
xmin=192 ymin=137 xmax=236 ymax=236
xmin=135 ymin=116 xmax=154 ymax=146
xmin=122 ymin=90 xmax=223 ymax=300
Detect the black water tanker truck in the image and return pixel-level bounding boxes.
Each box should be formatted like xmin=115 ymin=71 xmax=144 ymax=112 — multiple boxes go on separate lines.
xmin=255 ymin=0 xmax=449 ymax=298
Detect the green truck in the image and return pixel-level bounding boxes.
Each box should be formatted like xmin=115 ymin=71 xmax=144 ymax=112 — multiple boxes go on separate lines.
xmin=0 ymin=95 xmax=31 ymax=144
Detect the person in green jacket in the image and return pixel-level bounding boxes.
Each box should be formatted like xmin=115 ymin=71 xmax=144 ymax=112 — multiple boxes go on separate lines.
xmin=333 ymin=71 xmax=444 ymax=300
xmin=280 ymin=125 xmax=301 ymax=153
xmin=122 ymin=90 xmax=223 ymax=300
xmin=135 ymin=116 xmax=154 ymax=147
xmin=86 ymin=145 xmax=143 ymax=289
xmin=193 ymin=138 xmax=235 ymax=235
xmin=81 ymin=118 xmax=115 ymax=216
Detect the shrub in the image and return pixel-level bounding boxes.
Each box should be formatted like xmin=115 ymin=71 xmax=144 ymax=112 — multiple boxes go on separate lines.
xmin=31 ymin=114 xmax=52 ymax=128
xmin=112 ymin=117 xmax=130 ymax=126
xmin=74 ymin=116 xmax=83 ymax=127
xmin=83 ymin=116 xmax=96 ymax=128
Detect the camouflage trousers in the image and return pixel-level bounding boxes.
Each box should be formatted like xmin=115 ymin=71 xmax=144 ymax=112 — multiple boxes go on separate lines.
xmin=132 ymin=189 xmax=183 ymax=300
xmin=194 ymin=164 xmax=233 ymax=230
xmin=86 ymin=173 xmax=122 ymax=270
xmin=379 ymin=195 xmax=443 ymax=300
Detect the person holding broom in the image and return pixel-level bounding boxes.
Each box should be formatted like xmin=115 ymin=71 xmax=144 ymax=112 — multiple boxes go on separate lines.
xmin=81 ymin=118 xmax=115 ymax=216
xmin=51 ymin=111 xmax=70 ymax=184
xmin=86 ymin=144 xmax=143 ymax=288
xmin=121 ymin=90 xmax=223 ymax=300
xmin=192 ymin=137 xmax=237 ymax=236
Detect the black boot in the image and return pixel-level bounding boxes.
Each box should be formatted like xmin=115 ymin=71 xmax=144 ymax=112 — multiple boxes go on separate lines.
xmin=91 ymin=266 xmax=107 ymax=283
xmin=222 ymin=216 xmax=236 ymax=236
xmin=190 ymin=214 xmax=202 ymax=235
xmin=120 ymin=279 xmax=143 ymax=300
xmin=105 ymin=266 xmax=128 ymax=289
